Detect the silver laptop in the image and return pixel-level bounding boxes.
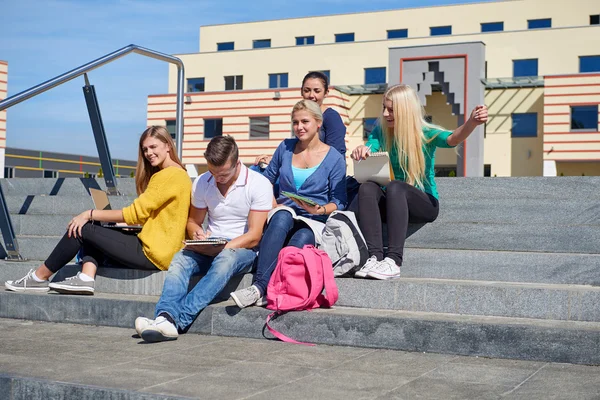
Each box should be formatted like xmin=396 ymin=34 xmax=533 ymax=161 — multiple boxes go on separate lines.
xmin=89 ymin=188 xmax=143 ymax=231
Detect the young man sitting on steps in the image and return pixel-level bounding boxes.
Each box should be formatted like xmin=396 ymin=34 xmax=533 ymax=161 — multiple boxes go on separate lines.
xmin=136 ymin=136 xmax=273 ymax=342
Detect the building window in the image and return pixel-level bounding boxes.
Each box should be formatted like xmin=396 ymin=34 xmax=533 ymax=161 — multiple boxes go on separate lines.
xmin=513 ymin=59 xmax=538 ymax=77
xmin=580 ymin=55 xmax=600 ymax=73
xmin=224 ymin=75 xmax=243 ymax=91
xmin=249 ymin=117 xmax=270 ymax=139
xmin=363 ymin=118 xmax=378 ymax=139
xmin=4 ymin=166 xmax=14 ymax=178
xmin=43 ymin=170 xmax=58 ymax=178
xmin=430 ymin=26 xmax=452 ymax=36
xmin=166 ymin=120 xmax=176 ymax=140
xmin=335 ymin=33 xmax=354 ymax=43
xmin=481 ymin=22 xmax=504 ymax=32
xmin=528 ymin=18 xmax=551 ymax=29
xmin=253 ymin=39 xmax=271 ymax=49
xmin=511 ymin=113 xmax=537 ymax=137
xmin=269 ymin=73 xmax=288 ymax=89
xmin=365 ymin=67 xmax=386 ymax=85
xmin=204 ymin=119 xmax=223 ymax=139
xmin=217 ymin=42 xmax=234 ymax=51
xmin=296 ymin=36 xmax=314 ymax=45
xmin=591 ymin=15 xmax=600 ymax=25
xmin=187 ymin=78 xmax=205 ymax=92
xmin=387 ymin=29 xmax=408 ymax=39
xmin=571 ymin=105 xmax=598 ymax=131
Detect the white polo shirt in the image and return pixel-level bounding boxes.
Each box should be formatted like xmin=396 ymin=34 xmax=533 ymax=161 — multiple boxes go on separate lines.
xmin=191 ymin=163 xmax=273 ymax=239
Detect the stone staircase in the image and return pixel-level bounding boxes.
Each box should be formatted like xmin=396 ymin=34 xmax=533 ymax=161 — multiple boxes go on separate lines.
xmin=1 ymin=177 xmax=600 ymax=365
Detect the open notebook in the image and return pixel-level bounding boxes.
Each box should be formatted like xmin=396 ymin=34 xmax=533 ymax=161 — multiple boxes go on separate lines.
xmin=353 ymin=152 xmax=395 ymax=186
xmin=89 ymin=188 xmax=143 ymax=231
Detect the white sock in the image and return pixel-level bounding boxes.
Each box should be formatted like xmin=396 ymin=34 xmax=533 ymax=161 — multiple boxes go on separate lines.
xmin=31 ymin=272 xmax=46 ymax=282
xmin=78 ymin=272 xmax=95 ymax=282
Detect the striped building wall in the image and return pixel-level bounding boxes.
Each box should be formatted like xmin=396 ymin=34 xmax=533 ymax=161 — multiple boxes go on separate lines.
xmin=0 ymin=61 xmax=7 ymax=178
xmin=543 ymin=73 xmax=600 ymax=176
xmin=146 ymin=87 xmax=350 ymax=169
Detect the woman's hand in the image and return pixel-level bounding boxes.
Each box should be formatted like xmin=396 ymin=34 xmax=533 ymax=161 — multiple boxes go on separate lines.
xmin=469 ymin=105 xmax=488 ymax=126
xmin=67 ymin=210 xmax=92 ymax=238
xmin=292 ymin=199 xmax=322 ymax=215
xmin=351 ymin=145 xmax=371 ymax=161
xmin=254 ymin=154 xmax=272 ymax=167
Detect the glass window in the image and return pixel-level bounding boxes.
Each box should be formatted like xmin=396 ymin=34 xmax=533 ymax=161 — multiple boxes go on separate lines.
xmin=43 ymin=170 xmax=58 ymax=178
xmin=217 ymin=42 xmax=234 ymax=51
xmin=591 ymin=15 xmax=600 ymax=25
xmin=580 ymin=55 xmax=600 ymax=73
xmin=528 ymin=18 xmax=551 ymax=29
xmin=513 ymin=59 xmax=538 ymax=77
xmin=224 ymin=75 xmax=243 ymax=91
xmin=481 ymin=22 xmax=504 ymax=32
xmin=571 ymin=105 xmax=598 ymax=130
xmin=430 ymin=25 xmax=452 ymax=36
xmin=387 ymin=29 xmax=408 ymax=39
xmin=187 ymin=78 xmax=205 ymax=92
xmin=4 ymin=166 xmax=14 ymax=178
xmin=166 ymin=120 xmax=176 ymax=140
xmin=363 ymin=118 xmax=378 ymax=139
xmin=204 ymin=119 xmax=223 ymax=139
xmin=253 ymin=39 xmax=271 ymax=49
xmin=335 ymin=33 xmax=354 ymax=43
xmin=296 ymin=36 xmax=315 ymax=45
xmin=365 ymin=67 xmax=386 ymax=85
xmin=250 ymin=117 xmax=270 ymax=139
xmin=269 ymin=73 xmax=288 ymax=89
xmin=511 ymin=113 xmax=538 ymax=137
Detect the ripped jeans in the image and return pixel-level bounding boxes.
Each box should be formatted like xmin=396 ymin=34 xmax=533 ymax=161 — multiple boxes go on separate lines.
xmin=155 ymin=248 xmax=256 ymax=331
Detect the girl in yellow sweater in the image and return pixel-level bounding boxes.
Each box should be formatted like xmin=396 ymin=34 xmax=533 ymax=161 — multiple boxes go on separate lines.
xmin=5 ymin=126 xmax=191 ymax=295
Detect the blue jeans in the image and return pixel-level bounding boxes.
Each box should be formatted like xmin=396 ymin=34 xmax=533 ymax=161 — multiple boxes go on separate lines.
xmin=155 ymin=248 xmax=256 ymax=331
xmin=252 ymin=210 xmax=315 ymax=294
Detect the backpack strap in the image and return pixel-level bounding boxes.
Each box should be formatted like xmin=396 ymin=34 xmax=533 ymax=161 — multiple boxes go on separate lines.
xmin=301 ymin=245 xmax=327 ymax=309
xmin=266 ymin=311 xmax=315 ymax=346
xmin=316 ymin=248 xmax=339 ymax=308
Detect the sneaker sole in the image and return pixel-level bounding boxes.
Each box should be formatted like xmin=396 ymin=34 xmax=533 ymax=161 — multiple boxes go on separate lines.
xmin=230 ymin=292 xmax=252 ymax=309
xmin=141 ymin=329 xmax=178 ymax=343
xmin=366 ymin=272 xmax=401 ymax=280
xmin=354 ymin=270 xmax=369 ymax=278
xmin=4 ymin=283 xmax=49 ymax=292
xmin=49 ymin=285 xmax=94 ymax=295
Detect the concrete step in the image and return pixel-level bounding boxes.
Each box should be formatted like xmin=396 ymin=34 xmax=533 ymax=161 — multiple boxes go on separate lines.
xmin=2 ymin=291 xmax=599 ymax=365
xmin=2 ymin=262 xmax=600 ymax=322
xmin=1 ymin=177 xmax=139 ymax=196
xmin=5 ymin=194 xmax=136 ymax=215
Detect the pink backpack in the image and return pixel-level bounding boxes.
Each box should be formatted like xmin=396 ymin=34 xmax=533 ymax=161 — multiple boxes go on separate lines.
xmin=265 ymin=245 xmax=338 ymax=346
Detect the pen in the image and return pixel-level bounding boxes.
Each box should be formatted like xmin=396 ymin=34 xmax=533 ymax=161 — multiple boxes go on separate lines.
xmin=357 ymin=144 xmax=372 ymax=164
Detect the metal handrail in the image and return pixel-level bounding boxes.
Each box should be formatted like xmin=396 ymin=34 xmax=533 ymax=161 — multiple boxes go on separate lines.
xmin=0 ymin=44 xmax=186 ymax=158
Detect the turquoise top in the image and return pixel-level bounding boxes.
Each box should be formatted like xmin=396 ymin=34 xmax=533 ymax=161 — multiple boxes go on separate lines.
xmin=365 ymin=125 xmax=454 ymax=199
xmin=292 ymin=162 xmax=322 ymax=190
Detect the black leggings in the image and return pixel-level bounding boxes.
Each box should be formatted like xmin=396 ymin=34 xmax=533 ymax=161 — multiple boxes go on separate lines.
xmin=357 ymin=181 xmax=439 ymax=266
xmin=45 ymin=223 xmax=157 ymax=273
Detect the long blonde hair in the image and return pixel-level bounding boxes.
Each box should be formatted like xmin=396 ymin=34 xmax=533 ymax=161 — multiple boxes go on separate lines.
xmin=135 ymin=126 xmax=185 ymax=195
xmin=380 ymin=84 xmax=440 ymax=189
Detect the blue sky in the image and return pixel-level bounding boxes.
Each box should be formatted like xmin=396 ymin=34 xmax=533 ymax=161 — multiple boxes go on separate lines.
xmin=0 ymin=0 xmax=492 ymax=160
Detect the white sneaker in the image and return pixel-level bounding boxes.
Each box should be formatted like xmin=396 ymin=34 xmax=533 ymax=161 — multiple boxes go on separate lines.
xmin=367 ymin=257 xmax=401 ymax=280
xmin=140 ymin=316 xmax=178 ymax=342
xmin=354 ymin=256 xmax=380 ymax=278
xmin=230 ymin=285 xmax=262 ymax=308
xmin=135 ymin=317 xmax=154 ymax=336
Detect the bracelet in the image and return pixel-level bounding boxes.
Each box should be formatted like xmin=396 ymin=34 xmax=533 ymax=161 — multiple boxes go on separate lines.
xmin=90 ymin=209 xmax=94 ymax=222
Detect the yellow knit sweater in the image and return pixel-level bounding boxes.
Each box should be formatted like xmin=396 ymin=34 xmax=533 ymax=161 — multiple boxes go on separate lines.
xmin=122 ymin=166 xmax=191 ymax=270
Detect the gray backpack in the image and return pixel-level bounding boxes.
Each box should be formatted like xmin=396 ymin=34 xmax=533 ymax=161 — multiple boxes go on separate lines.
xmin=321 ymin=210 xmax=369 ymax=277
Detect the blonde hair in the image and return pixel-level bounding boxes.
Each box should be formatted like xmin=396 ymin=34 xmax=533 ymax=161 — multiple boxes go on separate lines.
xmin=380 ymin=84 xmax=441 ymax=189
xmin=292 ymin=99 xmax=323 ymax=125
xmin=135 ymin=126 xmax=185 ymax=195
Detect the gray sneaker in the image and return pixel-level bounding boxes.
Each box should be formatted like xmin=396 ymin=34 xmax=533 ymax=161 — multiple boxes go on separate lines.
xmin=230 ymin=285 xmax=262 ymax=308
xmin=49 ymin=272 xmax=95 ymax=295
xmin=5 ymin=269 xmax=49 ymax=292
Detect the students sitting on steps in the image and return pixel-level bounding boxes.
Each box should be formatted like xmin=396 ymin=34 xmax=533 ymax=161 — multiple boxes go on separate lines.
xmin=4 ymin=126 xmax=191 ymax=295
xmin=136 ymin=135 xmax=273 ymax=342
